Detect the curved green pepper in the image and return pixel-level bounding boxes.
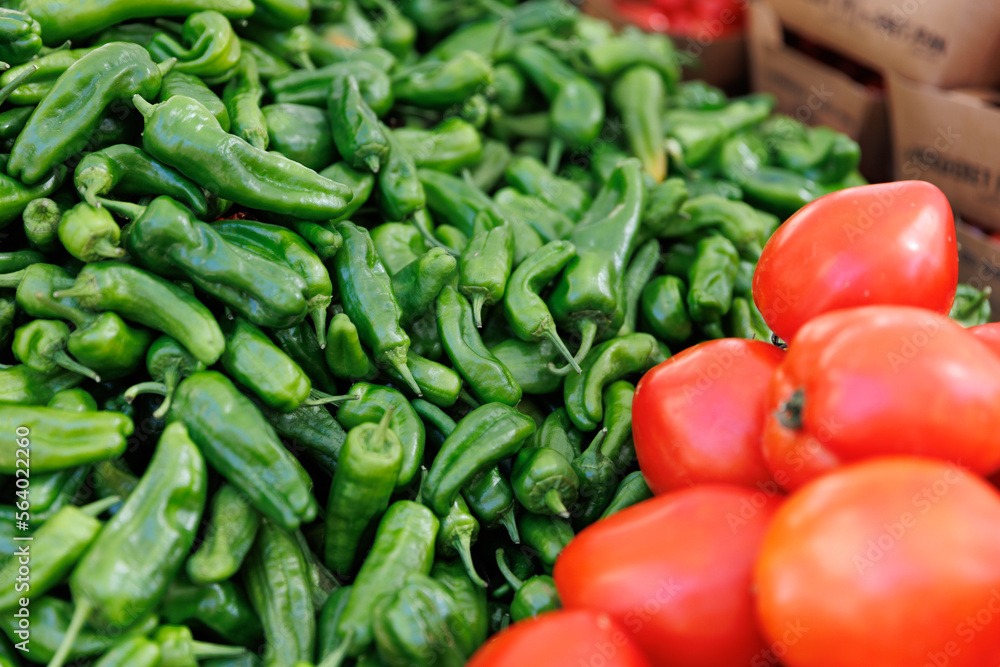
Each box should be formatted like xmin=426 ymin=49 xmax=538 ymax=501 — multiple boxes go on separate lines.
xmin=583 ymin=29 xmax=680 ymax=87
xmin=517 ymin=512 xmax=574 ymax=572
xmin=495 ymin=549 xmax=560 ymax=621
xmin=324 ymin=161 xmax=376 ymax=223
xmin=564 ymin=333 xmax=669 ymax=431
xmin=371 ymin=574 xmax=468 ymax=667
xmin=512 ymin=444 xmax=579 ymax=517
xmin=242 ymin=520 xmax=315 ymax=667
xmin=601 ymin=381 xmax=635 ymax=465
xmin=372 ymin=222 xmax=428 ymax=274
xmin=505 ymin=155 xmax=591 ymax=221
xmin=153 ymin=624 xmax=247 ymax=665
xmin=642 ymin=275 xmax=692 ymax=341
xmin=0 ymin=163 xmax=66 ymax=230
xmin=494 ymin=188 xmax=575 ymax=243
xmin=252 ymin=0 xmax=311 ymax=27
xmin=222 ymin=55 xmax=269 ymax=150
xmin=0 ymin=47 xmax=92 ymax=106
xmin=0 ymin=8 xmax=42 ymax=65
xmin=272 ymin=321 xmax=341 ymax=394
xmin=384 ymin=349 xmax=462 ymax=407
xmin=686 ymin=235 xmax=739 ymax=324
xmin=147 ymin=10 xmax=242 ymax=82
xmin=437 ymin=285 xmax=521 ymax=406
xmin=74 ymin=144 xmax=209 ymax=216
xmin=617 ymin=239 xmax=661 ymax=337
xmin=392 ymin=51 xmax=492 ymax=109
xmin=437 ymin=495 xmax=486 ymax=588
xmin=262 ymin=102 xmax=338 ymax=170
xmin=220 ymin=318 xmax=314 ymax=412
xmin=488 ymin=337 xmax=563 ymax=395
xmin=57 ymin=202 xmax=125 ymax=262
xmin=184 ymin=484 xmax=261 ymax=586
xmin=325 ymin=412 xmax=403 ymax=574
xmin=159 ymin=575 xmax=265 ymax=646
xmin=159 ymin=69 xmax=231 ymax=130
xmin=0 ymin=365 xmax=82 ymax=406
xmin=612 ymin=65 xmax=667 ymax=183
xmin=270 ymin=60 xmax=393 ymax=113
xmin=336 ymin=381 xmax=425 ymax=488
xmin=424 ymin=402 xmax=535 ymax=516
xmin=135 ymin=94 xmax=351 ymax=220
xmin=325 ymin=312 xmax=379 ymax=381
xmin=459 ymin=221 xmax=514 ymax=328
xmin=394 ymin=118 xmax=483 ymax=174
xmin=431 ymin=559 xmax=489 ymax=656
xmin=469 ymin=139 xmax=513 ymax=193
xmin=378 ymin=128 xmax=426 ymax=221
xmin=600 ymin=470 xmax=653 ymax=519
xmin=93 ymin=637 xmax=161 ymax=667
xmin=9 ymin=43 xmax=168 ymax=184
xmin=570 ymin=428 xmax=618 ymax=527
xmin=11 ymin=319 xmax=102 ymax=381
xmin=329 ymin=74 xmax=390 ymax=172
xmin=47 ymin=422 xmax=206 ymax=667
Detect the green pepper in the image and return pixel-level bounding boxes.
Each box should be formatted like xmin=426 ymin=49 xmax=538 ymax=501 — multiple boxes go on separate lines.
xmin=262 ymin=102 xmax=338 ymax=170
xmin=0 ymin=597 xmax=157 ymax=664
xmin=949 ymin=284 xmax=992 ymax=327
xmin=612 ymin=65 xmax=667 ymax=183
xmin=395 ymin=118 xmax=483 ymax=174
xmin=373 ymin=4 xmax=416 ymax=58
xmin=0 ymin=8 xmax=42 ymax=65
xmin=431 ymin=559 xmax=489 ymax=656
xmin=93 ymin=637 xmax=161 ymax=667
xmin=459 ymin=221 xmax=514 ymax=327
xmin=488 ymin=337 xmax=563 ymax=395
xmin=434 ymin=224 xmax=470 ymax=254
xmin=56 ymin=201 xmax=124 ymax=262
xmin=495 ymin=549 xmax=560 ymax=621
xmin=329 ymin=74 xmax=390 ymax=173
xmin=238 ymin=37 xmax=293 ymax=81
xmin=325 ymin=411 xmax=403 ymax=574
xmin=273 ymin=320 xmax=341 ymax=394
xmin=255 ymin=400 xmax=345 ymax=475
xmin=334 ymin=221 xmax=420 ymax=393
xmin=325 ymin=312 xmax=379 ymax=381
xmin=213 ymin=218 xmax=334 ymax=339
xmin=384 ymin=349 xmax=463 ymax=407
xmin=185 ymin=483 xmax=261 ymax=585
xmin=46 ymin=422 xmax=206 ymax=667
xmin=392 ymin=51 xmax=492 ymax=109
xmin=135 ymin=370 xmax=318 ymax=530
xmin=419 ymin=168 xmax=502 ymax=237
xmin=0 ymin=497 xmax=118 ymax=614
xmin=289 ymin=220 xmax=343 ymax=259
xmin=223 ymin=55 xmax=269 ymax=150
xmin=673 ymin=80 xmax=728 ymax=111
xmin=601 ymin=381 xmax=635 ymax=466
xmin=126 ymin=335 xmax=206 ymax=419
xmin=469 ymin=139 xmax=513 ymax=193
xmin=91 ymin=459 xmax=138 ymax=513
xmin=0 ymin=163 xmax=67 ymax=230
xmin=512 ymin=442 xmax=579 ymax=517
xmin=399 ymin=0 xmax=486 ymax=35
xmin=153 ymin=624 xmax=247 ymax=666
xmin=11 ymin=319 xmax=101 ymax=381
xmin=564 ymin=333 xmax=670 ymax=431
xmin=158 ymin=581 xmax=262 ymax=652
xmin=637 ymin=178 xmax=689 ymax=244
xmin=616 ymin=239 xmax=661 ymax=338
xmin=494 ymin=188 xmax=575 ymax=243
xmin=0 ymin=105 xmax=32 ymax=143
xmin=0 ymin=48 xmax=92 ymax=106
xmin=462 ymin=464 xmax=520 ymax=543
xmin=8 ymin=44 xmax=168 ymax=184
xmin=505 ymin=156 xmax=591 ymax=222
xmin=665 ymin=95 xmax=774 ymax=169
xmin=324 ymin=161 xmax=376 ymax=224
xmin=372 ymin=222 xmax=427 ymax=273
xmin=503 ymin=240 xmax=580 ymax=372
xmin=437 ymin=495 xmax=486 ymax=588
xmin=676 ymin=195 xmax=779 ymax=261
xmin=159 ymin=69 xmax=232 ymax=129
xmin=424 ymin=402 xmax=535 ymax=516
xmin=601 ymin=470 xmax=653 ymax=518
xmin=570 ymin=428 xmax=618 ymax=526
xmin=243 ymin=520 xmax=316 ymax=667
xmin=0 ymin=365 xmax=82 ymax=406
xmin=335 ymin=501 xmax=439 ymax=657
xmin=135 ymin=95 xmax=351 ymax=220
xmin=437 ymin=285 xmax=522 ymax=406
xmin=74 ymin=144 xmax=208 ymax=216
xmin=237 ymin=22 xmax=313 ymax=69
xmin=378 ymin=127 xmax=426 ymax=221
xmin=517 ymin=512 xmax=574 ymax=572
xmin=686 ymin=235 xmax=740 ymax=323
xmin=147 ymin=10 xmax=242 ymax=82
xmin=641 ymin=275 xmax=692 ymax=342
xmin=512 ymin=43 xmax=604 ymax=153
xmin=336 ymin=381 xmax=425 ymax=488
xmin=106 ymin=197 xmax=311 ymax=329
xmin=0 ymin=298 xmax=14 ymax=351
xmin=489 ymin=110 xmax=552 ymax=143
xmin=368 ymin=573 xmax=466 ymax=667
xmin=582 ymin=28 xmax=680 ymax=85
xmin=317 ymin=586 xmax=352 ymax=661
xmin=270 ymin=60 xmax=393 ymax=113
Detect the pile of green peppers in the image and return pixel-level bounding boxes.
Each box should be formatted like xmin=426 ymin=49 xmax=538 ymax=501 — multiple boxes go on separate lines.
xmin=0 ymin=1 xmax=990 ymax=666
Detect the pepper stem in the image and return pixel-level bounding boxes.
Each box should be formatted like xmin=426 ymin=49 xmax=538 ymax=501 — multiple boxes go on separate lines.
xmin=45 ymin=598 xmax=92 ymax=667
xmin=303 ymin=390 xmax=361 ymax=406
xmin=542 ymin=326 xmax=581 ymax=374
xmin=548 ymin=318 xmax=596 ymax=376
xmin=363 ymin=154 xmax=381 ymax=173
xmin=124 ymin=381 xmax=169 ymax=405
xmin=52 ymin=350 xmax=101 ymax=383
xmin=156 ymin=57 xmax=177 ymax=77
xmin=80 ymin=496 xmax=121 ymax=517
xmin=369 ymin=408 xmax=395 ymax=452
xmin=544 ymin=488 xmax=570 ymax=518
xmin=132 ymin=95 xmax=155 ymax=118
xmin=584 ymin=427 xmax=609 ymax=458
xmin=91 ymin=238 xmax=125 ymax=260
xmin=471 ymin=292 xmax=487 ymax=328
xmin=776 ymin=388 xmax=805 ymax=431
xmin=31 ymin=291 xmax=90 ymax=328
xmin=296 ymin=52 xmax=316 ymax=71
xmin=96 ymin=197 xmax=146 ymax=220
xmin=384 ymin=347 xmax=421 ymax=396
xmin=0 ymin=269 xmax=25 ymax=289
xmin=495 ymin=548 xmax=524 ymax=591
xmin=190 ymin=642 xmax=249 ymax=659
xmin=454 ymin=529 xmax=488 ymax=588
xmin=310 ymin=304 xmax=329 ymax=350
xmin=546 ymin=137 xmax=564 ymax=173
xmin=499 ymin=507 xmax=520 ymax=544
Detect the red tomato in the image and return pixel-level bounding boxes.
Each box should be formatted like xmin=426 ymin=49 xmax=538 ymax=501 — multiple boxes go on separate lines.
xmin=755 ymin=457 xmax=1000 ymax=667
xmin=554 ymin=486 xmax=783 ymax=667
xmin=466 ymin=610 xmax=652 ymax=667
xmin=762 ymin=305 xmax=1000 ymax=491
xmin=633 ymin=339 xmax=784 ymax=494
xmin=970 ymin=322 xmax=1000 ymax=357
xmin=753 ymin=181 xmax=958 ymax=342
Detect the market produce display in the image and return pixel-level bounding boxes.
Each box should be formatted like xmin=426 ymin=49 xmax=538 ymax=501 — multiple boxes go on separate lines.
xmin=0 ymin=1 xmax=995 ymax=666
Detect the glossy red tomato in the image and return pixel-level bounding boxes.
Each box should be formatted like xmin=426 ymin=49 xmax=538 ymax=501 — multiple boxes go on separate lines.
xmin=755 ymin=457 xmax=1000 ymax=667
xmin=554 ymin=486 xmax=783 ymax=667
xmin=753 ymin=181 xmax=958 ymax=342
xmin=633 ymin=339 xmax=784 ymax=494
xmin=970 ymin=322 xmax=1000 ymax=357
xmin=466 ymin=610 xmax=652 ymax=667
xmin=762 ymin=305 xmax=1000 ymax=491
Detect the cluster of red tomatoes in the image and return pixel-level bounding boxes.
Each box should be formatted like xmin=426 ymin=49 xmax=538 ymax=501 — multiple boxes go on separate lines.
xmin=468 ymin=181 xmax=1000 ymax=667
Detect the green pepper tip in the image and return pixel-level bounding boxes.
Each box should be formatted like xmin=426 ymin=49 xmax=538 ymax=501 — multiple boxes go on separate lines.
xmin=156 ymin=57 xmax=177 ymax=77
xmin=499 ymin=508 xmax=520 ymax=544
xmin=51 ymin=350 xmax=101 ymax=382
xmin=364 ymin=154 xmax=381 ymax=173
xmin=132 ymin=94 xmax=154 ymax=117
xmin=544 ymin=488 xmax=570 ymax=518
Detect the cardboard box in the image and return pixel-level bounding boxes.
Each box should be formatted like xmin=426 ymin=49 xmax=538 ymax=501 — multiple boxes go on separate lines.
xmin=748 ymin=2 xmax=891 ymax=182
xmin=956 ymin=221 xmax=1000 ymax=322
xmin=766 ymin=0 xmax=1000 ymax=88
xmin=888 ymin=73 xmax=1000 ymax=232
xmin=584 ymin=0 xmax=748 ymax=91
